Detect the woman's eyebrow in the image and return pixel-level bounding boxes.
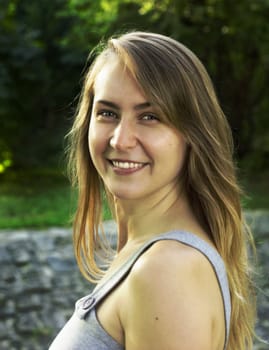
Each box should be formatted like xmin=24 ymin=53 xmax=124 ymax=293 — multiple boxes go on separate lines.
xmin=96 ymin=99 xmax=152 ymax=111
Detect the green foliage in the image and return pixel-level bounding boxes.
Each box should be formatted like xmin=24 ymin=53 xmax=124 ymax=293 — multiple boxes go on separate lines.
xmin=0 ymin=0 xmax=268 ymax=173
xmin=0 ymin=0 xmax=86 ymax=169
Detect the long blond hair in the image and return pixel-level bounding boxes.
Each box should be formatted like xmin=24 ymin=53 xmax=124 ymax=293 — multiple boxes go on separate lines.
xmin=67 ymin=31 xmax=256 ymax=350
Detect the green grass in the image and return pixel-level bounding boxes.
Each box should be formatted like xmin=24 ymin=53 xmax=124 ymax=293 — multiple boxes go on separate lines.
xmin=0 ymin=169 xmax=268 ymax=230
xmin=0 ymin=169 xmax=112 ymax=230
xmin=0 ymin=184 xmax=72 ymax=229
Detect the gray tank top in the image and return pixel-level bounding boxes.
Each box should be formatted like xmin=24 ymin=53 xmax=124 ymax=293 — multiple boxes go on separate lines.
xmin=48 ymin=230 xmax=231 ymax=350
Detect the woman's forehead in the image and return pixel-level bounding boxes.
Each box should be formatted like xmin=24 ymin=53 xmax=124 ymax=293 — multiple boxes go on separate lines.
xmin=93 ymin=59 xmax=146 ymax=100
xmin=91 ymin=52 xmax=178 ymax=125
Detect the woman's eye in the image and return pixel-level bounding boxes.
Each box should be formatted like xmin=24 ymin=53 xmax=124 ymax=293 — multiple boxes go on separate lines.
xmin=141 ymin=114 xmax=159 ymax=121
xmin=97 ymin=110 xmax=117 ymax=119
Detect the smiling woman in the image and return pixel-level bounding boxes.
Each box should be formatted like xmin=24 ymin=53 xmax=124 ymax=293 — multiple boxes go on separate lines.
xmin=49 ymin=32 xmax=256 ymax=350
xmin=88 ymin=58 xmax=187 ymax=202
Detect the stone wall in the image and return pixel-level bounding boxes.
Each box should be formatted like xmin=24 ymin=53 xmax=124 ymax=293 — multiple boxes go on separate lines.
xmin=0 ymin=214 xmax=268 ymax=350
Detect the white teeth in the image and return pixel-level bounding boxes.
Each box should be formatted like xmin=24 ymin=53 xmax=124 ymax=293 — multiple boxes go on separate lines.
xmin=112 ymin=161 xmax=144 ymax=169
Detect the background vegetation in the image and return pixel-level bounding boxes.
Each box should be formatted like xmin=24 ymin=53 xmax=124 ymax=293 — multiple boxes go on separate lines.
xmin=0 ymin=0 xmax=268 ymax=228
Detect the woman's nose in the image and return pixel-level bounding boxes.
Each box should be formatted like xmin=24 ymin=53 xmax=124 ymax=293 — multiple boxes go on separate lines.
xmin=109 ymin=120 xmax=137 ymax=150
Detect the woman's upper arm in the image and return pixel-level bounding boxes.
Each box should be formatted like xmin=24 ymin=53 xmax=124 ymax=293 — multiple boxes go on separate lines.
xmin=120 ymin=242 xmax=220 ymax=350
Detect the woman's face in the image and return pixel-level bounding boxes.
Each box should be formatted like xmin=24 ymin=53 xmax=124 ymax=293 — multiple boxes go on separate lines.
xmin=88 ymin=59 xmax=187 ymax=202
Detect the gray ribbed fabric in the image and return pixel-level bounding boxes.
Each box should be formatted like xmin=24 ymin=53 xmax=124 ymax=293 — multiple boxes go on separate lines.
xmin=48 ymin=230 xmax=231 ymax=350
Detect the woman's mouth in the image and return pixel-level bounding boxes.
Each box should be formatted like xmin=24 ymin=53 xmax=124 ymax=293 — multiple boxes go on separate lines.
xmin=110 ymin=160 xmax=145 ymax=169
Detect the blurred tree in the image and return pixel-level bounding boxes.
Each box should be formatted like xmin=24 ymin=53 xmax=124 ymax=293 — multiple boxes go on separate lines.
xmin=0 ymin=0 xmax=86 ymax=170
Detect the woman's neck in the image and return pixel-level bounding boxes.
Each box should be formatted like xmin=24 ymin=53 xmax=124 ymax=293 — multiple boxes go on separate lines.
xmin=113 ymin=187 xmax=202 ymax=251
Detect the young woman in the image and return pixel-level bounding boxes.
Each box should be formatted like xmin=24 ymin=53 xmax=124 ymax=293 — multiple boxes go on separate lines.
xmin=49 ymin=31 xmax=256 ymax=350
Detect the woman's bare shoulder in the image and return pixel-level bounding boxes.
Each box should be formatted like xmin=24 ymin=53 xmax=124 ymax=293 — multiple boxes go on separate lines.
xmin=120 ymin=239 xmax=225 ymax=350
xmin=130 ymin=239 xmax=215 ymax=283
